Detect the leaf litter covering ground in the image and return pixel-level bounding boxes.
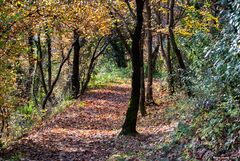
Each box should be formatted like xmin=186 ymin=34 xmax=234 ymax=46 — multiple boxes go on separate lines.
xmin=1 ymin=82 xmax=177 ymax=161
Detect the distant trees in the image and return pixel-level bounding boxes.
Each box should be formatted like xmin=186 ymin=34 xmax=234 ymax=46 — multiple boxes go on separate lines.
xmin=0 ymin=0 xmax=226 ymax=141
xmin=0 ymin=0 xmax=112 ymax=139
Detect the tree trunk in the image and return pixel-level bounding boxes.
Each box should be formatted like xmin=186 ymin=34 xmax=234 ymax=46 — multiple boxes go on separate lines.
xmin=169 ymin=0 xmax=192 ymax=96
xmin=169 ymin=0 xmax=186 ymax=71
xmin=154 ymin=0 xmax=174 ymax=94
xmin=31 ymin=61 xmax=40 ymax=108
xmin=120 ymin=0 xmax=144 ymax=135
xmin=166 ymin=35 xmax=174 ymax=94
xmin=71 ymin=31 xmax=80 ymax=99
xmin=139 ymin=35 xmax=146 ymax=117
xmin=159 ymin=34 xmax=174 ymax=94
xmin=45 ymin=29 xmax=52 ymax=88
xmin=146 ymin=0 xmax=154 ymax=103
xmin=36 ymin=35 xmax=48 ymax=96
xmin=26 ymin=31 xmax=34 ymax=97
xmin=152 ymin=44 xmax=160 ymax=73
xmin=42 ymin=43 xmax=74 ymax=110
xmin=81 ymin=37 xmax=108 ymax=95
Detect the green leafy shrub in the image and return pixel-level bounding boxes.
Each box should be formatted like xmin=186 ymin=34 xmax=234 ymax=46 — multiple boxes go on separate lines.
xmin=163 ymin=1 xmax=240 ymax=159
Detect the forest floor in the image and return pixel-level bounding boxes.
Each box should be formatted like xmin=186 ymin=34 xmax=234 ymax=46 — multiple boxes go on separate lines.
xmin=1 ymin=81 xmax=178 ymax=161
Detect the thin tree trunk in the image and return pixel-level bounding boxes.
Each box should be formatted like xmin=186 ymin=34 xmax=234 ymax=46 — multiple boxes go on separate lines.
xmin=45 ymin=29 xmax=52 ymax=88
xmin=169 ymin=0 xmax=192 ymax=96
xmin=169 ymin=0 xmax=186 ymax=71
xmin=120 ymin=0 xmax=144 ymax=136
xmin=146 ymin=0 xmax=154 ymax=103
xmin=166 ymin=35 xmax=174 ymax=94
xmin=31 ymin=61 xmax=40 ymax=108
xmin=81 ymin=37 xmax=109 ymax=95
xmin=26 ymin=31 xmax=34 ymax=97
xmin=42 ymin=43 xmax=75 ymax=110
xmin=71 ymin=31 xmax=80 ymax=99
xmin=139 ymin=34 xmax=146 ymax=116
xmin=36 ymin=35 xmax=48 ymax=96
xmin=159 ymin=34 xmax=174 ymax=94
xmin=152 ymin=44 xmax=160 ymax=73
xmin=0 ymin=108 xmax=7 ymax=138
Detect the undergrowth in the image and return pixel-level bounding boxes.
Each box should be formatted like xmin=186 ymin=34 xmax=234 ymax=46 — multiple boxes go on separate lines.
xmin=0 ymin=98 xmax=75 ymax=149
xmin=89 ymin=60 xmax=131 ymax=87
xmin=161 ymin=94 xmax=239 ymax=160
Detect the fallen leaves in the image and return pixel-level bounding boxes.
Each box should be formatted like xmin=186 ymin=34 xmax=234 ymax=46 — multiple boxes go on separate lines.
xmin=1 ymin=83 xmax=177 ymax=161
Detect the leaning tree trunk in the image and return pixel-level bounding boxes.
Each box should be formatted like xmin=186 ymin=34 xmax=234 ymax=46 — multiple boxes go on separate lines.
xmin=42 ymin=43 xmax=74 ymax=110
xmin=120 ymin=0 xmax=144 ymax=135
xmin=169 ymin=0 xmax=192 ymax=96
xmin=80 ymin=37 xmax=108 ymax=95
xmin=169 ymin=0 xmax=186 ymax=71
xmin=36 ymin=34 xmax=48 ymax=96
xmin=146 ymin=0 xmax=154 ymax=103
xmin=45 ymin=28 xmax=52 ymax=89
xmin=71 ymin=31 xmax=80 ymax=99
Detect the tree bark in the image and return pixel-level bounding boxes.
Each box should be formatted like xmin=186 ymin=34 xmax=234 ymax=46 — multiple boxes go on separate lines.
xmin=169 ymin=0 xmax=186 ymax=71
xmin=26 ymin=31 xmax=34 ymax=97
xmin=120 ymin=0 xmax=144 ymax=135
xmin=169 ymin=0 xmax=192 ymax=96
xmin=31 ymin=61 xmax=40 ymax=108
xmin=45 ymin=29 xmax=52 ymax=88
xmin=36 ymin=35 xmax=48 ymax=96
xmin=139 ymin=34 xmax=146 ymax=116
xmin=159 ymin=34 xmax=174 ymax=94
xmin=154 ymin=0 xmax=174 ymax=94
xmin=152 ymin=44 xmax=160 ymax=73
xmin=42 ymin=43 xmax=75 ymax=110
xmin=81 ymin=37 xmax=109 ymax=95
xmin=146 ymin=0 xmax=154 ymax=103
xmin=71 ymin=31 xmax=80 ymax=99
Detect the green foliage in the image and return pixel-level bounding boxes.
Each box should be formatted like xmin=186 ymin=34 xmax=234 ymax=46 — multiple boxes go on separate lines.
xmin=0 ymin=140 xmax=3 ymax=148
xmin=5 ymin=152 xmax=24 ymax=161
xmin=18 ymin=102 xmax=37 ymax=117
xmin=89 ymin=57 xmax=131 ymax=87
xmin=108 ymin=153 xmax=134 ymax=161
xmin=175 ymin=122 xmax=194 ymax=140
xmin=164 ymin=95 xmax=195 ymax=122
xmin=50 ymin=99 xmax=74 ymax=117
xmin=162 ymin=1 xmax=240 ymax=157
xmin=8 ymin=102 xmax=40 ymax=140
xmin=193 ymin=102 xmax=240 ymax=152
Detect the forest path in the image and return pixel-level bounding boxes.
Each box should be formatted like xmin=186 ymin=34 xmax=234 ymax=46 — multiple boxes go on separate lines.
xmin=2 ymin=82 xmax=177 ymax=161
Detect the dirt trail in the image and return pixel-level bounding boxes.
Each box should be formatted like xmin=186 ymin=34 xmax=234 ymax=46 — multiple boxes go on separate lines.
xmin=1 ymin=83 xmax=176 ymax=161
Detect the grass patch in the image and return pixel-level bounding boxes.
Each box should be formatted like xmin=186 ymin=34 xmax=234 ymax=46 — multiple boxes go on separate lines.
xmin=50 ymin=99 xmax=74 ymax=117
xmin=89 ymin=65 xmax=131 ymax=87
xmin=107 ymin=152 xmax=138 ymax=161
